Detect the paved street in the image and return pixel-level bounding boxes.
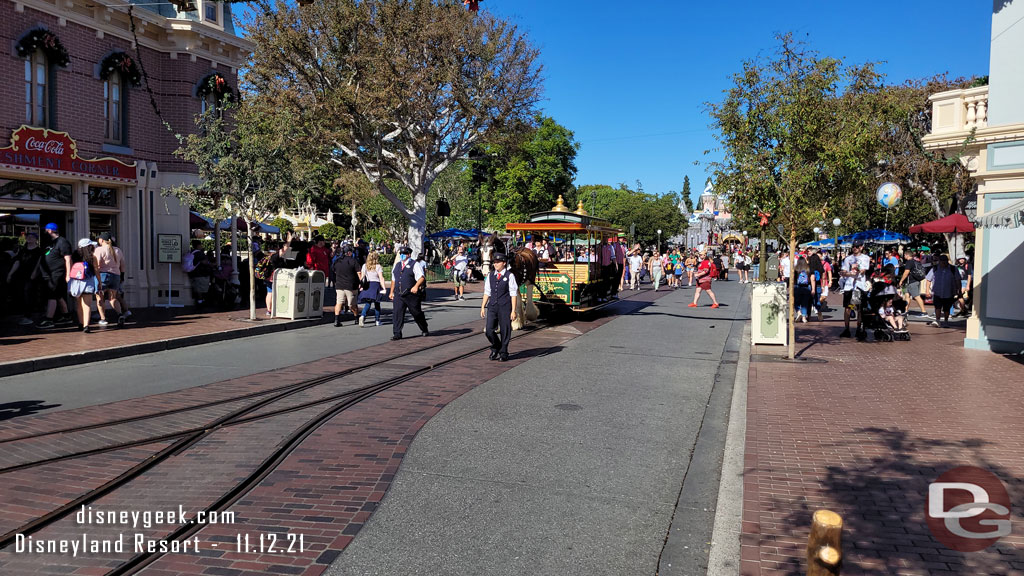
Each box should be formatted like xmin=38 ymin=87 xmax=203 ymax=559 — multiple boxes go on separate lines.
xmin=0 ymin=281 xmax=749 ymax=576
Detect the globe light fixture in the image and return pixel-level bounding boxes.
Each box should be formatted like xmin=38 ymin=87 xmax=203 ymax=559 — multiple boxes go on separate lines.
xmin=833 ymin=218 xmax=841 ymax=227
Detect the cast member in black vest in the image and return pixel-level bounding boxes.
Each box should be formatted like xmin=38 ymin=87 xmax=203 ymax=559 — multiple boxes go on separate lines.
xmin=480 ymin=252 xmax=519 ymax=361
xmin=389 ymin=246 xmax=429 ymax=340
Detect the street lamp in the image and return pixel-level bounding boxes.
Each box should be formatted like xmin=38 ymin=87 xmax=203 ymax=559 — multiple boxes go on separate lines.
xmin=657 ymin=229 xmax=662 ymax=251
xmin=832 ymin=218 xmax=842 ymax=259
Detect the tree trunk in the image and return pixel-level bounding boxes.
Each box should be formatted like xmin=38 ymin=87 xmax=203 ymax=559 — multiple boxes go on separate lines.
xmin=246 ymin=228 xmax=257 ymax=321
xmin=230 ymin=217 xmax=239 ymax=286
xmin=406 ymin=191 xmax=428 ymax=256
xmin=788 ymin=226 xmax=797 ymax=360
xmin=944 ymin=232 xmax=964 ymax=259
xmin=351 ymin=200 xmax=358 ymax=243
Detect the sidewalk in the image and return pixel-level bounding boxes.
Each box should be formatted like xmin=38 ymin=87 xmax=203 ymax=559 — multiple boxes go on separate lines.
xmin=0 ymin=281 xmax=480 ymax=377
xmin=741 ymin=299 xmax=1024 ymax=575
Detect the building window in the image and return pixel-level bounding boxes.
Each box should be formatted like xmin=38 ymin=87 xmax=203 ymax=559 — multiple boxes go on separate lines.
xmin=104 ymin=73 xmax=124 ymax=143
xmin=25 ymin=51 xmax=48 ymax=127
xmin=88 ymin=186 xmax=118 ymax=207
xmin=203 ymin=0 xmax=220 ymax=24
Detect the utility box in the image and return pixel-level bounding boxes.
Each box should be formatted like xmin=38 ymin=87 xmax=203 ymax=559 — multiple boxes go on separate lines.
xmin=308 ymin=270 xmax=326 ymax=317
xmin=274 ymin=268 xmax=311 ymax=319
xmin=752 ymin=282 xmax=787 ymax=345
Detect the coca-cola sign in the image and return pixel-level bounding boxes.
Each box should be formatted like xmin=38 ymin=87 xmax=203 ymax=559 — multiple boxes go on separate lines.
xmin=23 ymin=136 xmax=66 ymax=156
xmin=0 ymin=125 xmax=135 ymax=183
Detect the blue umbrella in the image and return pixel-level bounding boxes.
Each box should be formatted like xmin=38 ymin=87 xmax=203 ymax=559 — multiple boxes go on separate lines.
xmin=839 ymin=229 xmax=911 ymax=245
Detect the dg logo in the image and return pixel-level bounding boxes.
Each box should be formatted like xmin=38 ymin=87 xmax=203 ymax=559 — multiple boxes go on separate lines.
xmin=927 ymin=466 xmax=1012 ymax=552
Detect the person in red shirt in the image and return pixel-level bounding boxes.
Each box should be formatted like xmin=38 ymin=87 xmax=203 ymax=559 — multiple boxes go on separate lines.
xmin=689 ymin=252 xmax=721 ymax=308
xmin=305 ymin=236 xmax=330 ymax=274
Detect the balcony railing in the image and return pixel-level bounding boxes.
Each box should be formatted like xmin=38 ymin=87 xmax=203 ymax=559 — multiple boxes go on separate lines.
xmin=929 ymin=86 xmax=988 ymax=135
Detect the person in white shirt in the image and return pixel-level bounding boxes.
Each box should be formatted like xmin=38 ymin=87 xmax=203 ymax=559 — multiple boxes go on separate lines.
xmin=839 ymin=241 xmax=872 ymax=338
xmin=778 ymin=251 xmax=791 ymax=283
xmin=480 ymin=252 xmax=518 ymax=361
xmin=628 ymin=250 xmax=644 ymax=290
xmin=446 ymin=244 xmax=470 ymax=300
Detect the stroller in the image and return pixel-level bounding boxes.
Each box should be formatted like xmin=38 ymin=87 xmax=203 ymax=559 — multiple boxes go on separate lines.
xmin=859 ymin=274 xmax=910 ymax=342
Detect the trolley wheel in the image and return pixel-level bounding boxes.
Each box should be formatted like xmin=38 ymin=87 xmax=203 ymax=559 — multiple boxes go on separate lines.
xmin=874 ymin=329 xmax=885 ymax=341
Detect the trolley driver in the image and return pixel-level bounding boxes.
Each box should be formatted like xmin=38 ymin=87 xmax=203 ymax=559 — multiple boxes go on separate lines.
xmin=480 ymin=252 xmax=519 ymax=362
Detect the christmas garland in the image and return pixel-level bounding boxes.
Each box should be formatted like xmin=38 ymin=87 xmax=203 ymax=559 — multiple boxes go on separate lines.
xmin=196 ymin=73 xmax=235 ymax=102
xmin=99 ymin=52 xmax=142 ymax=86
xmin=16 ymin=28 xmax=70 ymax=67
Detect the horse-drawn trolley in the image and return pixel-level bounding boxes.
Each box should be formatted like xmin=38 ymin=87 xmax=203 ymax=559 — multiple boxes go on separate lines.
xmin=504 ymin=195 xmax=623 ymax=315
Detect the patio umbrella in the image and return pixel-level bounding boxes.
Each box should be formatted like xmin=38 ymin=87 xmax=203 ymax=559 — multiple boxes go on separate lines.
xmin=839 ymin=229 xmax=911 ymax=245
xmin=908 ymin=214 xmax=975 ymax=234
xmin=189 ymin=211 xmax=214 ymax=230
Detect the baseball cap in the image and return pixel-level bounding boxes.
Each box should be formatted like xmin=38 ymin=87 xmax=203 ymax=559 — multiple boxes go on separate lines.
xmin=99 ymin=232 xmax=112 ymax=241
xmin=45 ymin=223 xmax=59 ymax=232
xmin=77 ymin=238 xmax=97 ymax=248
xmin=852 ymin=240 xmax=864 ymax=247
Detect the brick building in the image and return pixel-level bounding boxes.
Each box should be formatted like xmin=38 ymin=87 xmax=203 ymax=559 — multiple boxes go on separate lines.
xmin=1 ymin=0 xmax=252 ymax=308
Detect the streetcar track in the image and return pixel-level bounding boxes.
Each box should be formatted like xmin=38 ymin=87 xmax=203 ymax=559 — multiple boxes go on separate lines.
xmin=0 ymin=329 xmax=481 ymax=445
xmin=0 ymin=291 xmax=653 ymax=570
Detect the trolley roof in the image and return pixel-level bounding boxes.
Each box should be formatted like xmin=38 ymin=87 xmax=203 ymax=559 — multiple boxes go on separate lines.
xmin=505 ymin=210 xmax=620 ymax=235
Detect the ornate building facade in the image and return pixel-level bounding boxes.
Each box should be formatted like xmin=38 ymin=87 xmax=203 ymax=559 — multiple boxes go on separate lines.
xmin=1 ymin=0 xmax=251 ymax=307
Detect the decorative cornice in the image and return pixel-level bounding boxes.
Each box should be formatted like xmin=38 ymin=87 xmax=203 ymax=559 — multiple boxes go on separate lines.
xmin=922 ymin=122 xmax=1024 ymax=151
xmin=15 ymin=0 xmax=252 ymax=68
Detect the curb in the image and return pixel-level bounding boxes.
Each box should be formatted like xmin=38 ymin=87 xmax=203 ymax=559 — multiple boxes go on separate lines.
xmin=706 ymin=321 xmax=750 ymax=575
xmin=0 ymin=315 xmax=332 ymax=378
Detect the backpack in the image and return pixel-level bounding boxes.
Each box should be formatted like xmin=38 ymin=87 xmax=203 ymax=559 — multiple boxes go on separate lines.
xmin=254 ymin=254 xmax=273 ymax=281
xmin=908 ymin=260 xmax=926 ymax=282
xmin=706 ymin=260 xmax=718 ymax=280
xmin=182 ymin=250 xmax=198 ymax=273
xmin=797 ymin=270 xmax=810 ymax=286
xmin=70 ymin=261 xmax=88 ymax=280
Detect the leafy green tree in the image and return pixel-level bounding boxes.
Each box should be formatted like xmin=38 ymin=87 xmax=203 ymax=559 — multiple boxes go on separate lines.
xmin=709 ymin=34 xmax=857 ymax=358
xmin=245 ymin=0 xmax=543 ymax=256
xmin=164 ymin=99 xmax=293 ymax=320
xmin=269 ymin=217 xmax=293 ymax=235
xmin=317 ymin=222 xmax=347 ymax=241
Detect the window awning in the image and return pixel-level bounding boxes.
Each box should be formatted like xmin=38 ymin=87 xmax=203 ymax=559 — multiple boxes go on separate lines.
xmin=975 ymin=199 xmax=1024 ymax=229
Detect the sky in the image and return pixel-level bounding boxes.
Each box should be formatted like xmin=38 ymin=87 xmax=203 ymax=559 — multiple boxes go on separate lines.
xmin=484 ymin=0 xmax=993 ymax=205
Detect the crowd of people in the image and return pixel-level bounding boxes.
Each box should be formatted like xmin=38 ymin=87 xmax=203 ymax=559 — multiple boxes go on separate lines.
xmin=760 ymin=242 xmax=972 ymax=337
xmin=0 ymin=224 xmax=132 ymax=333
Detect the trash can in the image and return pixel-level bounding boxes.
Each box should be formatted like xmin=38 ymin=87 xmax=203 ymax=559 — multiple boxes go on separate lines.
xmin=752 ymin=282 xmax=787 ymax=345
xmin=308 ymin=270 xmax=326 ymax=317
xmin=273 ymin=268 xmax=311 ymax=319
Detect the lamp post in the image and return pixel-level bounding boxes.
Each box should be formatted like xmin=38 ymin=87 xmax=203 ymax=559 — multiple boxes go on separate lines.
xmin=657 ymin=229 xmax=662 ymax=252
xmin=832 ymin=218 xmax=841 ymax=260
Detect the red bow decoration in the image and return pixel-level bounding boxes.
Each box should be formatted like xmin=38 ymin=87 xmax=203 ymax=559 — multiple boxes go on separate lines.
xmin=214 ymin=75 xmax=226 ymax=92
xmin=464 ymin=0 xmax=480 ymax=11
xmin=757 ymin=211 xmax=771 ymax=227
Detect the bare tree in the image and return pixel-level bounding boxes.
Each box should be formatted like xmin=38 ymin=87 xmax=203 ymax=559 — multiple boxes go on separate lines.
xmin=245 ymin=0 xmax=543 ymax=254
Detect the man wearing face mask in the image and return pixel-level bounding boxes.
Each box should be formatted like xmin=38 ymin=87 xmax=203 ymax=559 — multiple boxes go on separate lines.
xmin=389 ymin=246 xmax=429 ymax=340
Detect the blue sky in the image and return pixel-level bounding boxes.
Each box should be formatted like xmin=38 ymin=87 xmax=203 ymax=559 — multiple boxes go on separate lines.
xmin=485 ymin=0 xmax=992 ymax=204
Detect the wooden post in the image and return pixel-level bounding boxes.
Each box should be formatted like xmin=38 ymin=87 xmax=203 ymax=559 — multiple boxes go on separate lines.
xmin=807 ymin=509 xmax=842 ymax=576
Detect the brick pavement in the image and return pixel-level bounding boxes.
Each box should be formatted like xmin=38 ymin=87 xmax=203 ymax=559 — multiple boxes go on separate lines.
xmin=742 ymin=298 xmax=1024 ymax=576
xmin=0 ymin=289 xmax=660 ymax=575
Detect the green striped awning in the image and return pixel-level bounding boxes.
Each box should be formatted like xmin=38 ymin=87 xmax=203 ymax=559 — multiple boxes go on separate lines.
xmin=975 ymin=199 xmax=1024 ymax=228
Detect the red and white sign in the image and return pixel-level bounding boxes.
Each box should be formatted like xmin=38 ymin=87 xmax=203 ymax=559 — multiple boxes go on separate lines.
xmin=0 ymin=125 xmax=136 ymax=184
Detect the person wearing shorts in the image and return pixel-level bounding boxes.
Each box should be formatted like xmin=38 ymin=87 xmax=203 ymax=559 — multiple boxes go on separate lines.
xmin=332 ymin=246 xmax=360 ymax=326
xmin=688 ymin=253 xmax=720 ymax=308
xmin=95 ymin=232 xmax=125 ymax=326
xmin=448 ymin=245 xmax=469 ymax=300
xmin=38 ymin=223 xmax=74 ymax=328
xmin=925 ymin=254 xmax=960 ymax=328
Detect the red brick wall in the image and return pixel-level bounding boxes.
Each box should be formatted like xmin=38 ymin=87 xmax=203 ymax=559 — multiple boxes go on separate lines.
xmin=1 ymin=6 xmax=240 ymax=173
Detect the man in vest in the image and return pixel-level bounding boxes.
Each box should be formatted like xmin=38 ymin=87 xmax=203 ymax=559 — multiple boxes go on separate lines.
xmin=480 ymin=252 xmax=519 ymax=361
xmin=389 ymin=246 xmax=429 ymax=340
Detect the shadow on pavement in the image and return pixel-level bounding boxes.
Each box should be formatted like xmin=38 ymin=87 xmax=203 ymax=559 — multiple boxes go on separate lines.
xmin=0 ymin=399 xmax=62 ymax=421
xmin=760 ymin=427 xmax=1022 ymax=575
